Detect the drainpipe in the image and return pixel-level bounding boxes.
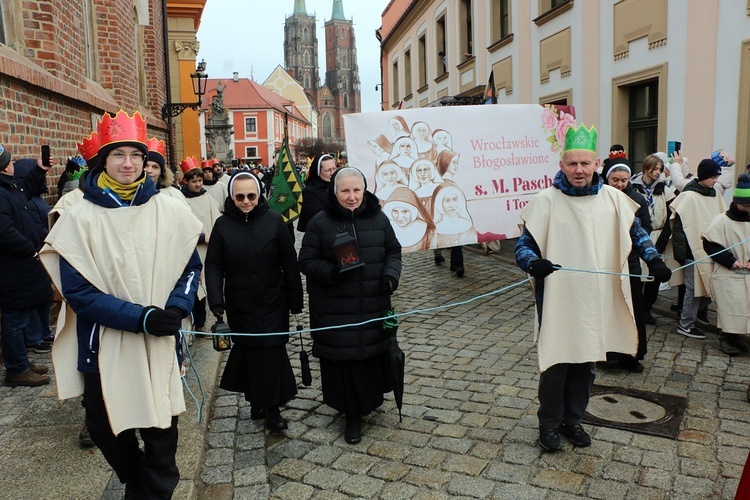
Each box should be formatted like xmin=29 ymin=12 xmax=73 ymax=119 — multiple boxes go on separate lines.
xmin=161 ymin=0 xmax=177 ymax=175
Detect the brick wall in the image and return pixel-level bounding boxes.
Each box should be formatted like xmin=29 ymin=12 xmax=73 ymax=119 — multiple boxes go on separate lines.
xmin=1 ymin=0 xmax=169 ymax=203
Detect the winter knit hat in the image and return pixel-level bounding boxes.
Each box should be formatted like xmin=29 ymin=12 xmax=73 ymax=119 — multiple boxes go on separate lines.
xmin=0 ymin=144 xmax=11 ymax=171
xmin=697 ymin=158 xmax=722 ymax=181
xmin=734 ymin=174 xmax=750 ymax=205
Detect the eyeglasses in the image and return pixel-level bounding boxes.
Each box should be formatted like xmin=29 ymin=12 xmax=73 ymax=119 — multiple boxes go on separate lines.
xmin=234 ymin=193 xmax=257 ymax=202
xmin=109 ymin=152 xmax=145 ymax=165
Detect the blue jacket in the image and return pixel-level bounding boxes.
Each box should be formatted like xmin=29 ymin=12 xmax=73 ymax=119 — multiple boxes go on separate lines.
xmin=60 ymin=167 xmax=202 ymax=373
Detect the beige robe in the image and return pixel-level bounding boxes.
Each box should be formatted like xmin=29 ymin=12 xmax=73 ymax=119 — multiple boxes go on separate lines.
xmin=521 ymin=185 xmax=639 ymax=372
xmin=47 ymin=188 xmax=84 ymax=230
xmin=670 ymin=190 xmax=727 ymax=297
xmin=204 ymin=182 xmax=228 ymax=209
xmin=39 ymin=195 xmax=202 ymax=435
xmin=703 ymin=214 xmax=750 ymax=334
xmin=158 ymin=185 xmax=189 ymax=206
xmin=185 ymin=192 xmax=221 ymax=299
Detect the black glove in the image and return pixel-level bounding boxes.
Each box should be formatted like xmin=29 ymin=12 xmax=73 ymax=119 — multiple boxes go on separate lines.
xmin=211 ymin=306 xmax=224 ymax=318
xmin=647 ymin=258 xmax=672 ymax=283
xmin=140 ymin=306 xmax=181 ymax=336
xmin=381 ymin=276 xmax=398 ymax=295
xmin=528 ymin=259 xmax=557 ymax=279
xmin=166 ymin=306 xmax=186 ymax=319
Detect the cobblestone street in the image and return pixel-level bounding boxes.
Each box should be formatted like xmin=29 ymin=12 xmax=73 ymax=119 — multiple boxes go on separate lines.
xmin=197 ymin=245 xmax=750 ymax=499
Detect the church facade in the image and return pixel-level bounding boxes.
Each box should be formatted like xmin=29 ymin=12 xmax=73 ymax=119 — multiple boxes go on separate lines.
xmin=284 ymin=0 xmax=361 ymax=142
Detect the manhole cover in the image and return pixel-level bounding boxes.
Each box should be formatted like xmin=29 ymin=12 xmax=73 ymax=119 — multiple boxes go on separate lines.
xmin=582 ymin=385 xmax=687 ymax=439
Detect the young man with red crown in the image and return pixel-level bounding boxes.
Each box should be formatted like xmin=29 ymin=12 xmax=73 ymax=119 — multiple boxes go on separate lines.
xmin=40 ymin=110 xmax=203 ymax=498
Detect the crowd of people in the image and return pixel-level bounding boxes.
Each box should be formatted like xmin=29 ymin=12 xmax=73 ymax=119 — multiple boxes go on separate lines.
xmin=1 ymin=108 xmax=749 ymax=497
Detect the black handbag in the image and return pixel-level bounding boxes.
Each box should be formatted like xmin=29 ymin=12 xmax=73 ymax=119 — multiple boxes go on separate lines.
xmin=211 ymin=317 xmax=232 ymax=352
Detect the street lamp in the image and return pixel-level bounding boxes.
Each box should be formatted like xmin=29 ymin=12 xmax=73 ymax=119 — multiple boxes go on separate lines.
xmin=161 ymin=59 xmax=208 ymax=120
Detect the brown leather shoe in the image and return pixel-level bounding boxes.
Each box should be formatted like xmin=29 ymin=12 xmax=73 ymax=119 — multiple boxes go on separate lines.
xmin=28 ymin=362 xmax=49 ymax=375
xmin=5 ymin=369 xmax=50 ymax=387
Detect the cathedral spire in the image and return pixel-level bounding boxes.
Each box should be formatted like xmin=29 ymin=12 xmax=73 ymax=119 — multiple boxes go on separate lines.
xmin=293 ymin=0 xmax=307 ymax=15
xmin=331 ymin=0 xmax=345 ymax=20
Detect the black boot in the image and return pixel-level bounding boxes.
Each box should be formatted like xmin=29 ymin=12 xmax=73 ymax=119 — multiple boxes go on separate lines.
xmin=344 ymin=414 xmax=361 ymax=444
xmin=265 ymin=406 xmax=288 ymax=432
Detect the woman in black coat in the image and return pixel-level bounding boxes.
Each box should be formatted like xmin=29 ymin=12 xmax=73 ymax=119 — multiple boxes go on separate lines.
xmin=298 ymin=167 xmax=402 ymax=444
xmin=205 ymin=172 xmax=303 ymax=431
xmin=296 ymin=153 xmax=337 ymax=232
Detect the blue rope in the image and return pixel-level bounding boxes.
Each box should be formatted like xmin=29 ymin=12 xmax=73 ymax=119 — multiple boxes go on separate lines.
xmin=180 ymin=333 xmax=205 ymax=423
xmin=180 ymin=235 xmax=750 ymax=340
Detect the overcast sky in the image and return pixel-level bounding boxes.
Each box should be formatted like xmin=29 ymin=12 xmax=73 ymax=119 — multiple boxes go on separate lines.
xmin=196 ymin=0 xmax=388 ymax=112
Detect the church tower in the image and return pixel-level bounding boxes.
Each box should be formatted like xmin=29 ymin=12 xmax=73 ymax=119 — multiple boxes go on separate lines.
xmin=283 ymin=0 xmax=319 ymax=104
xmin=321 ymin=0 xmax=360 ymax=140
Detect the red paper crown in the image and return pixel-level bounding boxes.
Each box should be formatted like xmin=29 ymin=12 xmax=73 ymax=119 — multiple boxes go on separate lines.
xmin=76 ymin=132 xmax=100 ymax=161
xmin=97 ymin=110 xmax=147 ymax=151
xmin=147 ymin=137 xmax=166 ymax=158
xmin=180 ymin=156 xmax=201 ymax=174
xmin=210 ymin=158 xmax=221 ymax=166
xmin=201 ymin=159 xmax=211 ymax=169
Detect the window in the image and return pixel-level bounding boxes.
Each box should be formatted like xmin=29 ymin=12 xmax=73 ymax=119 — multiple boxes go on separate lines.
xmin=342 ymin=76 xmax=348 ymax=90
xmin=628 ymin=80 xmax=659 ymax=173
xmin=245 ymin=147 xmax=258 ymax=158
xmin=418 ymin=34 xmax=427 ymax=88
xmin=341 ymin=27 xmax=346 ymax=39
xmin=343 ymin=93 xmax=349 ymax=108
xmin=0 ymin=2 xmax=6 ymax=44
xmin=404 ymin=48 xmax=412 ymax=97
xmin=304 ymin=74 xmax=310 ymax=88
xmin=323 ymin=113 xmax=334 ymax=139
xmin=459 ymin=0 xmax=473 ymax=58
xmin=436 ymin=15 xmax=446 ymax=75
xmin=245 ymin=117 xmax=257 ymax=133
xmin=303 ymin=27 xmax=309 ymax=42
xmin=304 ymin=51 xmax=310 ymax=65
xmin=82 ymin=0 xmax=97 ymax=78
xmin=134 ymin=8 xmax=146 ymax=105
xmin=491 ymin=0 xmax=511 ymax=42
xmin=392 ymin=60 xmax=399 ymax=102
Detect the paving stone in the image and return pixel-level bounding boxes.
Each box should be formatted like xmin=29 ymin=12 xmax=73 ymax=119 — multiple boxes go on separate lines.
xmin=269 ymin=458 xmax=316 ymax=481
xmin=234 ymin=466 xmax=267 ymax=487
xmin=302 ymin=427 xmax=341 ymax=445
xmin=672 ymin=474 xmax=718 ymax=497
xmin=679 ymin=457 xmax=720 ymax=479
xmin=368 ymin=460 xmax=411 ymax=481
xmin=270 ymin=439 xmax=315 ymax=459
xmin=209 ymin=417 xmax=237 ymax=433
xmin=446 ymin=474 xmax=496 ymax=498
xmin=378 ymin=482 xmax=421 ymax=499
xmin=206 ymin=431 xmax=235 ymax=449
xmin=331 ymin=451 xmax=380 ymax=474
xmin=530 ymin=469 xmax=585 ymax=494
xmin=234 ymin=484 xmax=270 ymax=499
xmin=338 ymin=474 xmax=385 ymax=497
xmin=403 ymin=466 xmax=453 ymax=488
xmin=483 ymin=461 xmax=532 ymax=484
xmin=429 ymin=436 xmax=473 ymax=454
xmin=204 ymin=447 xmax=234 ymax=467
xmin=441 ymin=454 xmax=489 ymax=476
xmin=302 ymin=444 xmax=344 ymax=466
xmin=201 ymin=465 xmax=233 ymax=485
xmin=234 ymin=449 xmax=266 ymax=468
xmin=235 ymin=432 xmax=265 ymax=451
xmin=302 ymin=467 xmax=349 ymax=490
xmin=270 ymin=481 xmax=315 ymax=500
xmin=367 ymin=441 xmax=414 ymax=461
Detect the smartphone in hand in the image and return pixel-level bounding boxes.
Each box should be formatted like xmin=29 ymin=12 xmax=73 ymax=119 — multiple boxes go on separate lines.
xmin=667 ymin=141 xmax=681 ymax=157
xmin=41 ymin=145 xmax=51 ymax=167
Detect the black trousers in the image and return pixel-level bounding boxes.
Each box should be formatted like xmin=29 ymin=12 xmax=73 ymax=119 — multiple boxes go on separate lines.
xmin=537 ymin=362 xmax=595 ymax=429
xmin=83 ymin=374 xmax=179 ymax=499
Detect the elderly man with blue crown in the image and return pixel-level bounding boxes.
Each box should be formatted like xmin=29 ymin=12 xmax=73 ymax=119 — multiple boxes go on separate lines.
xmin=514 ymin=124 xmax=672 ymax=452
xmin=40 ymin=110 xmax=203 ymax=498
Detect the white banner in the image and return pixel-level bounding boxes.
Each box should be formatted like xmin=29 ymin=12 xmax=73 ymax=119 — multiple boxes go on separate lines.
xmin=343 ymin=104 xmax=576 ymax=251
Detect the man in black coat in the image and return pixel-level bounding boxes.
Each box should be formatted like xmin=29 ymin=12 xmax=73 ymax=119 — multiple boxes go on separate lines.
xmin=0 ymin=144 xmax=53 ymax=386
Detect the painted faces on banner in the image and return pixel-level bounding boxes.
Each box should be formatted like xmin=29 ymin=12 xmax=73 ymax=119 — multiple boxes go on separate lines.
xmin=343 ymin=104 xmax=577 ymax=250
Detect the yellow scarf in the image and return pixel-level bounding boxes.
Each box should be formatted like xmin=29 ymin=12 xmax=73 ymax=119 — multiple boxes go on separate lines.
xmin=97 ymin=170 xmax=145 ymax=202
